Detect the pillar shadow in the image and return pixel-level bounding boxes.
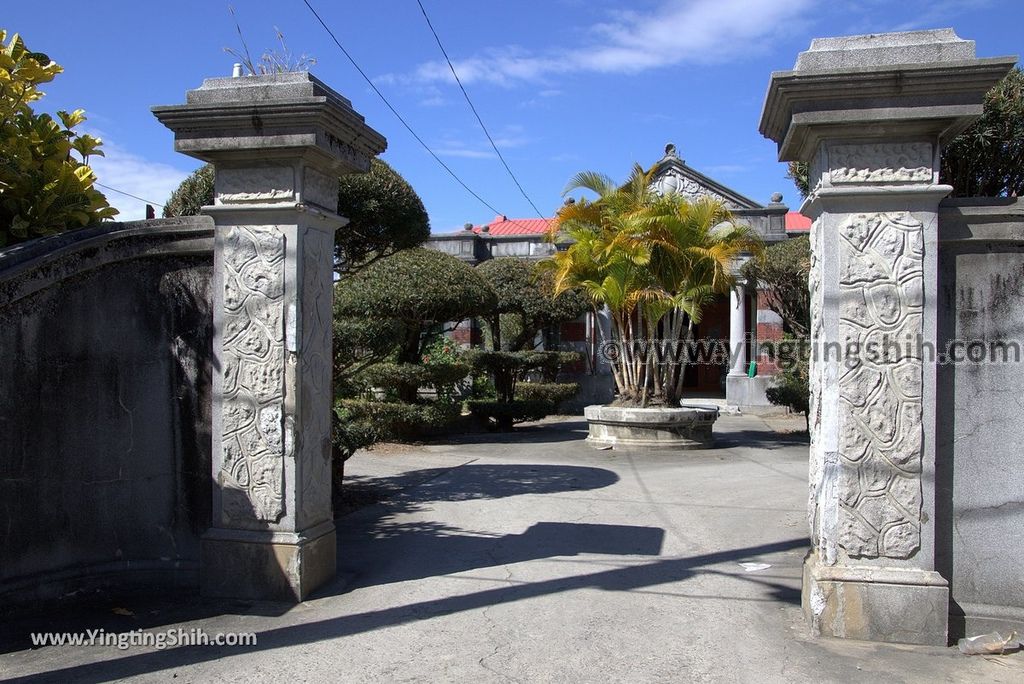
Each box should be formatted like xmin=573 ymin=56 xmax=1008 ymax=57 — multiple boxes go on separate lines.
xmin=2 ymin=537 xmax=808 ymax=684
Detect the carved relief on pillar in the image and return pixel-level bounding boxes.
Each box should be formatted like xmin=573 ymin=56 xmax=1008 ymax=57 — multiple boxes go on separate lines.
xmin=220 ymin=226 xmax=287 ymax=523
xmin=829 ymin=143 xmax=933 ymax=185
xmin=807 ymin=214 xmax=824 ymax=538
xmin=298 ymin=227 xmax=334 ymax=526
xmin=217 ymin=167 xmax=295 ymax=203
xmin=836 ymin=212 xmax=924 ymax=558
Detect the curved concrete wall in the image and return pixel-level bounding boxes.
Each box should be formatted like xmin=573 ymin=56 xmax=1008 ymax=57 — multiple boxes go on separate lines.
xmin=0 ymin=218 xmax=215 ymax=606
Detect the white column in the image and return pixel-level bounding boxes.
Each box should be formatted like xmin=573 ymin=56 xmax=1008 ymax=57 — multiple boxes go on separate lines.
xmin=728 ymin=282 xmax=747 ymax=376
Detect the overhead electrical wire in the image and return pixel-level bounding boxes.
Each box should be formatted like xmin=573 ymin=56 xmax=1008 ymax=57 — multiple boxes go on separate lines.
xmin=301 ymin=0 xmax=545 ymax=231
xmin=95 ymin=182 xmax=164 ymax=208
xmin=415 ymin=0 xmax=546 ymax=221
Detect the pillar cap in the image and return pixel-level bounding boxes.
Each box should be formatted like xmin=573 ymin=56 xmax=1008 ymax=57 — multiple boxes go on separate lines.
xmin=759 ymin=29 xmax=1016 ymax=161
xmin=152 ymin=71 xmax=387 ymax=175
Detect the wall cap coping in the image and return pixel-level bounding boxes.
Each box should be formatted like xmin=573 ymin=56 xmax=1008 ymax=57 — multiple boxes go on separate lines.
xmin=0 ymin=217 xmax=214 ymax=306
xmin=759 ymin=29 xmax=1016 ymax=161
xmin=938 ymin=196 xmax=1024 ymax=243
xmin=152 ymin=71 xmax=386 ymax=175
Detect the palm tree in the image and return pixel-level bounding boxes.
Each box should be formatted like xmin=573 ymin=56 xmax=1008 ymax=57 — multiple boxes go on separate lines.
xmin=544 ymin=164 xmax=762 ymax=407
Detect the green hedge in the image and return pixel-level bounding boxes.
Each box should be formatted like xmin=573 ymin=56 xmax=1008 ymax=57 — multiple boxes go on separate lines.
xmin=337 ymin=398 xmax=461 ymax=442
xmin=359 ymin=362 xmax=470 ymax=391
xmin=466 ymin=399 xmax=552 ymax=431
xmin=465 ymin=350 xmax=583 ymax=401
xmin=514 ymin=382 xmax=579 ymax=407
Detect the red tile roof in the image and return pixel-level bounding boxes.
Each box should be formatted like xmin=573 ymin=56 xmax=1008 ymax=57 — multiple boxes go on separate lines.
xmin=466 ymin=212 xmax=813 ymax=235
xmin=785 ymin=211 xmax=811 ymax=231
xmin=473 ymin=215 xmax=553 ymax=236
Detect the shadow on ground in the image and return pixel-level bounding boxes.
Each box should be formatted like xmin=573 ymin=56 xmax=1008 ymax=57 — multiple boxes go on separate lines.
xmin=334 ymin=462 xmax=664 ymax=589
xmin=1 ymin=421 xmax=810 ymax=682
xmin=1 ymin=536 xmax=807 ymax=684
xmin=714 ymin=426 xmax=809 ymax=450
xmin=437 ymin=418 xmax=591 ymax=445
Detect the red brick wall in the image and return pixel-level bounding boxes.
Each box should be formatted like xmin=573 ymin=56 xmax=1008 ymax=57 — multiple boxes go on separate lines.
xmin=560 ymin=320 xmax=586 ymax=343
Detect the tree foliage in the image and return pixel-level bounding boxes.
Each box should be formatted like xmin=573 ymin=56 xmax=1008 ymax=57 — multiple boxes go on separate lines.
xmin=741 ymin=235 xmax=810 ymax=337
xmin=465 ymin=350 xmax=582 ymax=430
xmin=163 ymin=158 xmax=429 ymax=271
xmin=764 ymin=337 xmax=810 ymax=430
xmin=475 ymin=257 xmax=586 ymax=351
xmin=942 ymin=66 xmax=1024 ymax=198
xmin=162 ymin=163 xmax=214 ymax=219
xmin=0 ymin=29 xmax=116 ymax=247
xmin=332 ymin=313 xmax=404 ymax=397
xmin=544 ymin=164 xmax=763 ymax=407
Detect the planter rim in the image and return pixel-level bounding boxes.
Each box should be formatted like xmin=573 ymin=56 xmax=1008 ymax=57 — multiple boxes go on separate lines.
xmin=583 ymin=404 xmax=718 ymax=450
xmin=584 ymin=404 xmax=719 ymax=427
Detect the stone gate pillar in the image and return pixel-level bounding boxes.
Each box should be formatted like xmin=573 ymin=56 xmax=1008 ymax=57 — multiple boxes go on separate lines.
xmin=154 ymin=73 xmax=386 ymax=601
xmin=759 ymin=30 xmax=1014 ymax=644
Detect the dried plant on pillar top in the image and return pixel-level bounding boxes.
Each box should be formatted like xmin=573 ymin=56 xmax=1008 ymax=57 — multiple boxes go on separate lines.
xmin=544 ymin=164 xmax=763 ymax=407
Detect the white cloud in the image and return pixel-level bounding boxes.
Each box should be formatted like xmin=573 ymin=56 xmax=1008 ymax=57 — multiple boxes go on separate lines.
xmin=433 ymin=125 xmax=530 ymax=159
xmin=888 ymin=0 xmax=993 ymax=31
xmin=387 ymin=0 xmax=815 ymax=87
xmin=86 ymin=135 xmax=192 ymax=221
xmin=433 ymin=146 xmax=497 ymax=159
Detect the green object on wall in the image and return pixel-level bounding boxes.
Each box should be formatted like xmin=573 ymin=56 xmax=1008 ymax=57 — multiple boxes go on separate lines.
xmin=747 ymin=361 xmax=757 ymax=378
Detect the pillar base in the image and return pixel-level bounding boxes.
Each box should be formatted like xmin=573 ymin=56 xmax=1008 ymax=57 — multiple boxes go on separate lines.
xmin=200 ymin=521 xmax=336 ymax=602
xmin=802 ymin=551 xmax=948 ymax=645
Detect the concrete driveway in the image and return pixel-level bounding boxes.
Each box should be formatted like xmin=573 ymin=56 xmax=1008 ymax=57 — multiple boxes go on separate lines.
xmin=2 ymin=415 xmax=1021 ymax=682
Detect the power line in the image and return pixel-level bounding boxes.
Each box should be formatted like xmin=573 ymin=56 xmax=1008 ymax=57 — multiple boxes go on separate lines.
xmin=95 ymin=182 xmax=163 ymax=208
xmin=301 ymin=0 xmax=521 ymax=225
xmin=415 ymin=0 xmax=546 ymax=221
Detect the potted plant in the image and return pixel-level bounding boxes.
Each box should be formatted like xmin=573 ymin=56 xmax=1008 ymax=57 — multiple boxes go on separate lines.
xmin=544 ymin=165 xmax=762 ymax=449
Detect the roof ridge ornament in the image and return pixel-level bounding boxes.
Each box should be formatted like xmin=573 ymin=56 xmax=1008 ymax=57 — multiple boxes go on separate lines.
xmin=662 ymin=142 xmax=682 ymax=164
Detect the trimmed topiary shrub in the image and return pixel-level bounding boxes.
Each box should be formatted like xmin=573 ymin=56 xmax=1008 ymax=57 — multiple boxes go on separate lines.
xmin=465 ymin=399 xmax=552 ymax=432
xmin=475 ymin=257 xmax=587 ymax=351
xmin=336 ymin=158 xmax=430 ymax=269
xmin=331 ymin=405 xmax=379 ymax=508
xmin=515 ymin=382 xmax=580 ymax=408
xmin=336 ymin=248 xmax=496 ymax=370
xmin=336 ymin=248 xmax=496 ymax=336
xmin=360 ymin=362 xmax=471 ymax=393
xmin=465 ymin=350 xmax=582 ymax=430
xmin=332 ymin=313 xmax=404 ymax=398
xmin=338 ymin=398 xmax=461 ymax=442
xmin=358 ymin=361 xmax=471 ymax=403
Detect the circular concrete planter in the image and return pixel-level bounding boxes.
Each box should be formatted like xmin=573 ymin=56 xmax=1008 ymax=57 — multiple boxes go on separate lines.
xmin=583 ymin=403 xmax=719 ymax=450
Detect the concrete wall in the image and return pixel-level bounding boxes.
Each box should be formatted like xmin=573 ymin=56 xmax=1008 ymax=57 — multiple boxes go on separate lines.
xmin=936 ymin=197 xmax=1024 ymax=636
xmin=0 ymin=218 xmax=215 ymax=606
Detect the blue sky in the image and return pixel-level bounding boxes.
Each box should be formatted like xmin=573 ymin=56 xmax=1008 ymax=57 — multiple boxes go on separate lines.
xmin=5 ymin=1 xmax=1021 ymax=229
